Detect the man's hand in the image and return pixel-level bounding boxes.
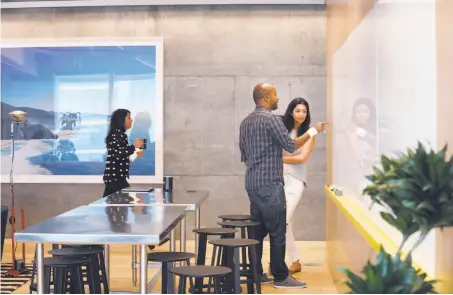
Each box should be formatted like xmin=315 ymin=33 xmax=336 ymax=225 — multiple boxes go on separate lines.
xmin=315 ymin=121 xmax=330 ymax=133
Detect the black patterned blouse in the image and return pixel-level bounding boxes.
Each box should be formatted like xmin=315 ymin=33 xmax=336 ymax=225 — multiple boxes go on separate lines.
xmin=103 ymin=129 xmax=135 ymax=184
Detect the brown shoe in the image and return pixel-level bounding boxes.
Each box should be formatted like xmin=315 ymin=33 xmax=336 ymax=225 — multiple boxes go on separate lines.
xmin=289 ymin=260 xmax=302 ymax=274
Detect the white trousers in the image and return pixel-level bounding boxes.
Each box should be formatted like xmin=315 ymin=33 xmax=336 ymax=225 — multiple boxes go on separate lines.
xmin=284 ymin=174 xmax=305 ymax=263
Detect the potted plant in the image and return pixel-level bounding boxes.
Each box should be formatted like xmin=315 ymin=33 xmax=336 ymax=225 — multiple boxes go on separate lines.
xmin=338 ymin=142 xmax=453 ymax=294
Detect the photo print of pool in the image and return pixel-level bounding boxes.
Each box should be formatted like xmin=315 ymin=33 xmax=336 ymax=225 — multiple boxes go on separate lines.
xmin=1 ymin=39 xmax=164 ymax=183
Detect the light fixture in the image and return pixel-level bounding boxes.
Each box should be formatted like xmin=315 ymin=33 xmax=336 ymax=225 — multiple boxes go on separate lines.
xmin=9 ymin=110 xmax=27 ymax=123
xmin=4 ymin=110 xmax=29 ymax=277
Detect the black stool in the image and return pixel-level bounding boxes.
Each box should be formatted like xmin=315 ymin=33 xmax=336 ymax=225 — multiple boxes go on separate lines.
xmin=193 ymin=228 xmax=237 ymax=265
xmin=218 ymin=214 xmax=252 ymax=222
xmin=62 ymin=245 xmax=108 ymax=290
xmin=147 ymin=252 xmax=195 ymax=294
xmin=217 ymin=220 xmax=260 ymax=239
xmin=49 ymin=247 xmax=108 ymax=294
xmin=218 ymin=220 xmax=260 ymax=284
xmin=192 ymin=228 xmax=236 ymax=293
xmin=169 ymin=265 xmax=232 ymax=294
xmin=209 ymin=238 xmax=261 ymax=294
xmin=30 ymin=256 xmax=87 ymax=294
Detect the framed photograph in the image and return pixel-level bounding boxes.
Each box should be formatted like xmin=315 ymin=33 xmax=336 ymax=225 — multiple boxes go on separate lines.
xmin=1 ymin=38 xmax=164 ymax=184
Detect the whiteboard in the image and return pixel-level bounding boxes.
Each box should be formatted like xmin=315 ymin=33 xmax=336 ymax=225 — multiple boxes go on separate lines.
xmin=332 ymin=0 xmax=437 ymax=277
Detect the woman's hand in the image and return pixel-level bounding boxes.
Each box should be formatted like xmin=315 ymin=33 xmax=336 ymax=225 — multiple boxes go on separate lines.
xmin=133 ymin=138 xmax=143 ymax=149
xmin=137 ymin=150 xmax=144 ymax=158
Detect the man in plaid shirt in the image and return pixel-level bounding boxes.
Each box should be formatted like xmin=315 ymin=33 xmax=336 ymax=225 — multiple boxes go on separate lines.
xmin=239 ymin=83 xmax=328 ymax=289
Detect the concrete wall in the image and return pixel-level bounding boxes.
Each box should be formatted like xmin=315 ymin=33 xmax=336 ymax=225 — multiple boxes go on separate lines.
xmin=1 ymin=4 xmax=327 ymax=240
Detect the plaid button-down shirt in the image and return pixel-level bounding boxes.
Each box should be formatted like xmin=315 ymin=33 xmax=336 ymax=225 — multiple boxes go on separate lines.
xmin=239 ymin=106 xmax=296 ymax=191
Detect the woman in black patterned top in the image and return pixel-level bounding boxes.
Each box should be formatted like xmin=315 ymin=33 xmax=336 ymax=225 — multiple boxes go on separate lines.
xmin=103 ymin=109 xmax=143 ymax=197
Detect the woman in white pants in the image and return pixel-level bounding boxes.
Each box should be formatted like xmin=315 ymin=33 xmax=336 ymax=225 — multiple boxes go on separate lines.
xmin=281 ymin=97 xmax=316 ymax=274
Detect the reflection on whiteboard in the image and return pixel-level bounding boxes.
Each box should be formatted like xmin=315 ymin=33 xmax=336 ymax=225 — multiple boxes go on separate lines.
xmin=331 ymin=0 xmax=437 ymax=277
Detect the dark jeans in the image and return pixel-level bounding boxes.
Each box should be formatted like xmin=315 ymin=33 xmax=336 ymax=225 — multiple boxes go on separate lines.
xmin=247 ymin=182 xmax=289 ymax=282
xmin=103 ymin=179 xmax=130 ymax=197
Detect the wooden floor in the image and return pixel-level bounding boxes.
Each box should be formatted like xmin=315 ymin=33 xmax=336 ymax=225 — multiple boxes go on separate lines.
xmin=2 ymin=239 xmax=337 ymax=294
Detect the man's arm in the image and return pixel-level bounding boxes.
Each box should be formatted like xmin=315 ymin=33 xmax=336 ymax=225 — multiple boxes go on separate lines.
xmin=267 ymin=115 xmax=297 ymax=153
xmin=239 ymin=126 xmax=247 ymax=164
xmin=283 ymin=136 xmax=315 ymax=164
xmin=268 ymin=116 xmax=329 ymax=151
xmin=293 ymin=122 xmax=329 ymax=149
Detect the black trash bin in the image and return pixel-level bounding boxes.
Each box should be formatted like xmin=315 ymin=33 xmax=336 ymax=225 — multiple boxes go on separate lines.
xmin=1 ymin=206 xmax=8 ymax=260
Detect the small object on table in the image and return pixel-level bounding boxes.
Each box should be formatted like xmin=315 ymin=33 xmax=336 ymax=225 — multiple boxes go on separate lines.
xmin=328 ymin=185 xmax=343 ymax=196
xmin=122 ymin=187 xmax=154 ymax=193
xmin=163 ymin=176 xmax=173 ymax=192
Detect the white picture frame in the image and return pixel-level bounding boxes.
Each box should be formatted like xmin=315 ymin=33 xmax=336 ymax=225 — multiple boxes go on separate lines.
xmin=0 ymin=38 xmax=164 ymax=184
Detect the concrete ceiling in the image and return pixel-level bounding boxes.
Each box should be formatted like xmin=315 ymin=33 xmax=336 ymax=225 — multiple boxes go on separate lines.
xmin=2 ymin=0 xmax=326 ymax=9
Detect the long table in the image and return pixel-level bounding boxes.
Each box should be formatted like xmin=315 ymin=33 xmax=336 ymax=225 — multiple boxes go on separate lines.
xmin=89 ymin=188 xmax=209 ymax=287
xmin=15 ymin=205 xmax=187 ymax=294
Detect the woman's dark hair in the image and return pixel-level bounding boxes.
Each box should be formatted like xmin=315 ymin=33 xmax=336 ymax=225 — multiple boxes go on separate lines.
xmin=105 ymin=108 xmax=130 ymax=144
xmin=282 ymin=97 xmax=311 ymax=137
xmin=351 ymin=98 xmax=376 ymax=135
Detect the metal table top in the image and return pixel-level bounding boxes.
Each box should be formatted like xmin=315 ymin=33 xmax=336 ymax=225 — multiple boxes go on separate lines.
xmin=89 ymin=189 xmax=209 ymax=210
xmin=14 ymin=205 xmax=187 ymax=245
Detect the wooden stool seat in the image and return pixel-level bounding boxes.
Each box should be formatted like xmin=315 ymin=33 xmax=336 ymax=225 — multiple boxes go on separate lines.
xmin=147 ymin=252 xmax=195 ymax=294
xmin=170 ymin=266 xmax=232 ymax=294
xmin=218 ymin=214 xmax=252 ymax=221
xmin=217 ymin=220 xmax=260 ymax=228
xmin=193 ymin=227 xmax=237 ymax=235
xmin=147 ymin=252 xmax=195 ymax=263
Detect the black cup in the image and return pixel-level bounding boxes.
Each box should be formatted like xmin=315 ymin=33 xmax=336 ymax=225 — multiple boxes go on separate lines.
xmin=141 ymin=138 xmax=147 ymax=150
xmin=163 ymin=176 xmax=173 ymax=192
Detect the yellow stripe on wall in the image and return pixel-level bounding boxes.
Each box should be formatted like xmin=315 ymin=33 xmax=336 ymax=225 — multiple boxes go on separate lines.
xmin=324 ymin=186 xmax=431 ymax=280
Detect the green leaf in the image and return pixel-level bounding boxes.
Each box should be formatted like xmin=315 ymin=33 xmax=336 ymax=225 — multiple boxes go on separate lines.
xmin=353 ymin=143 xmax=451 ymax=293
xmin=402 ymin=200 xmax=417 ymax=209
xmin=416 ymin=201 xmax=436 ymax=213
xmin=380 ymin=212 xmax=400 ymax=230
xmin=338 ymin=266 xmax=369 ymax=293
xmin=339 ymin=246 xmax=437 ymax=294
xmin=381 ymin=155 xmax=393 ymax=171
xmin=422 ymin=184 xmax=433 ymax=191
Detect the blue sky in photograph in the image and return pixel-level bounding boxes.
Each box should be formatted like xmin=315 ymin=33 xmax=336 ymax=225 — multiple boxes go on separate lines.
xmin=1 ymin=46 xmax=157 ymax=112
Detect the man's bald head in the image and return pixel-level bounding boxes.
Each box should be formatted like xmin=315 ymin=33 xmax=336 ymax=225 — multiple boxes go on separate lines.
xmin=252 ymin=83 xmax=279 ymax=110
xmin=253 ymin=83 xmax=273 ymax=103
